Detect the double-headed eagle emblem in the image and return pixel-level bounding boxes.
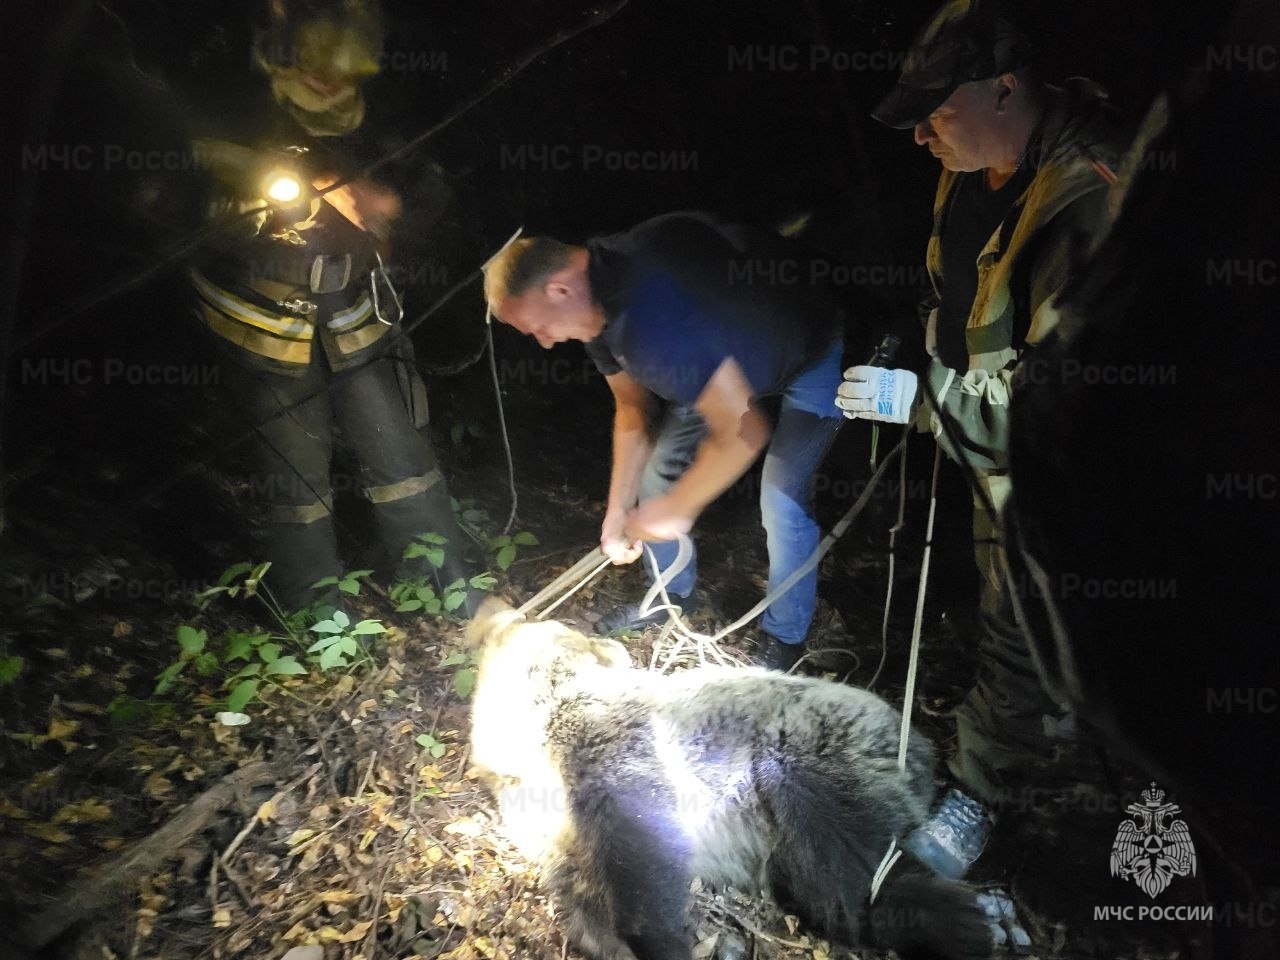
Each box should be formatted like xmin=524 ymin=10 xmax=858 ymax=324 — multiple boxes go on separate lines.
xmin=1110 ymin=782 xmax=1197 ymax=898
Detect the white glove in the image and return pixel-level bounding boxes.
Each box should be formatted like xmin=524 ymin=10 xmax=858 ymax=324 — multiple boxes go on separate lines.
xmin=835 ymin=365 xmax=919 ymax=424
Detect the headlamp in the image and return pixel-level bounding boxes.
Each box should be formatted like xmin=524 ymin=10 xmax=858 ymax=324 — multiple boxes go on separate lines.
xmin=263 ymin=168 xmax=305 ymax=205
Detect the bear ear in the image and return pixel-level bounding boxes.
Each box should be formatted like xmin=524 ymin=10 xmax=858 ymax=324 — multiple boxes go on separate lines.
xmin=589 ymin=637 xmax=633 ymax=670
xmin=464 ymin=596 xmax=521 ymax=651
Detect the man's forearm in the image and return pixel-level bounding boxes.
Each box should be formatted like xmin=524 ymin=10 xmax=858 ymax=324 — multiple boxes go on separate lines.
xmin=664 ymin=408 xmax=770 ymax=516
xmin=607 ymin=404 xmax=653 ymax=514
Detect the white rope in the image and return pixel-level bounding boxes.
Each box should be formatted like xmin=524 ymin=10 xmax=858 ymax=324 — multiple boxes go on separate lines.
xmin=482 ymin=227 xmax=524 ymax=536
xmin=631 ymin=432 xmax=911 ymax=670
xmin=533 ymin=556 xmax=612 ymax=620
xmin=869 ymin=425 xmax=910 ymax=691
xmin=868 ymin=838 xmax=904 ymax=904
xmin=897 ymin=443 xmax=943 ymax=771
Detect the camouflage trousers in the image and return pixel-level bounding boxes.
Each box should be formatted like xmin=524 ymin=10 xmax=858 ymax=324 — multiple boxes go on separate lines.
xmin=947 ymin=474 xmax=1081 ymax=809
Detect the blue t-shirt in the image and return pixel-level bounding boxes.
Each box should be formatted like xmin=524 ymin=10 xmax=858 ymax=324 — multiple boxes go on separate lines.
xmin=583 ymin=212 xmax=843 ymax=405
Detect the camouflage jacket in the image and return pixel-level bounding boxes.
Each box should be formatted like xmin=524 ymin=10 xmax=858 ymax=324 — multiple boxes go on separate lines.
xmin=922 ymin=79 xmax=1128 ymax=477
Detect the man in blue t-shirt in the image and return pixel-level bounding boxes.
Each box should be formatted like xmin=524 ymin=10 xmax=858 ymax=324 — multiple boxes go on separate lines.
xmin=484 ymin=212 xmax=846 ymax=670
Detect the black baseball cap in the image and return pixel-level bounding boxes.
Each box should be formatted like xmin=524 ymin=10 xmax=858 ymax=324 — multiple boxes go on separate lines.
xmin=872 ymin=0 xmax=1032 ymax=129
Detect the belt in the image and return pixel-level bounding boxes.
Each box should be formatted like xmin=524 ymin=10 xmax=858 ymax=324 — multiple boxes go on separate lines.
xmin=253 ymin=253 xmax=355 ymax=294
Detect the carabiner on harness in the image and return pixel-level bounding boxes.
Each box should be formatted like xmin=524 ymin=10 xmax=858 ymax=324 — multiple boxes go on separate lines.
xmin=370 ymin=250 xmax=404 ymax=325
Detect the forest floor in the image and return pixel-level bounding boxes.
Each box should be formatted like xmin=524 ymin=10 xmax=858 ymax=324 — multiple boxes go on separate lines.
xmin=0 ymin=362 xmax=1202 ymax=960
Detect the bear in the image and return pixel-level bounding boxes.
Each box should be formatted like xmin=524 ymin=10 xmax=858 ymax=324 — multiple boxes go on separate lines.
xmin=467 ymin=598 xmax=994 ymax=960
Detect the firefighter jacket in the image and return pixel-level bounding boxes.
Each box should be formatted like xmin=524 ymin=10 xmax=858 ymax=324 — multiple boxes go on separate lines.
xmin=189 ymin=137 xmax=396 ymax=376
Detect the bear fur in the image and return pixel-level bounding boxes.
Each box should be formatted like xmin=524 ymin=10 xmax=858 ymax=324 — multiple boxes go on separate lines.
xmin=467 ymin=599 xmax=993 ymax=960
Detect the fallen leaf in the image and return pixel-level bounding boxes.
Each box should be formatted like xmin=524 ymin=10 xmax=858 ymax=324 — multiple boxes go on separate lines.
xmin=287 ymin=828 xmax=316 ymax=847
xmin=113 ymin=621 xmax=133 ymax=638
xmin=0 ymin=797 xmax=31 ymax=820
xmin=318 ymin=890 xmax=362 ymax=904
xmin=339 ymin=920 xmax=373 ymax=943
xmin=25 ymin=822 xmax=72 ymax=844
xmin=281 ymin=947 xmax=324 ymax=960
xmin=143 ymin=773 xmax=173 ymax=800
xmin=63 ymin=702 xmax=106 ymax=715
xmin=256 ymin=797 xmax=277 ymax=823
xmin=51 ymin=798 xmax=112 ymax=824
xmin=281 ymin=921 xmax=309 ymax=941
xmin=443 ymin=817 xmax=482 ymax=838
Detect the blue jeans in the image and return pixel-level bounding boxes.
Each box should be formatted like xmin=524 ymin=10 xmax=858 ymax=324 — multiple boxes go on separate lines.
xmin=637 ymin=341 xmax=844 ymax=644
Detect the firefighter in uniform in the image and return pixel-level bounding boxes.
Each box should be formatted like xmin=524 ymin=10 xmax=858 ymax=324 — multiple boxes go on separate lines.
xmin=190 ymin=0 xmax=468 ymax=610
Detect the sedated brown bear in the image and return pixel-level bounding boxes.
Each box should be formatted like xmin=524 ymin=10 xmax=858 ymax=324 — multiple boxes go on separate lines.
xmin=467 ymin=599 xmax=994 ymax=960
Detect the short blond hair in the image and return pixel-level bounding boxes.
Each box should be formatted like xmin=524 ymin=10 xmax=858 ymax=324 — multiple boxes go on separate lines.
xmin=482 ymin=236 xmax=576 ymax=313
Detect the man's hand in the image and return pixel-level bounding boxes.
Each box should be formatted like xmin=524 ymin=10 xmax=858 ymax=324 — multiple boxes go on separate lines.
xmin=600 ymin=510 xmax=643 ymax=564
xmin=835 ymin=365 xmax=919 ymax=424
xmin=624 ymin=497 xmax=695 ymax=543
xmin=314 ymin=175 xmax=402 ymax=239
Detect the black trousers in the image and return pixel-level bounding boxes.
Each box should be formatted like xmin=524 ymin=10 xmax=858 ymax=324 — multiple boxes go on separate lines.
xmin=219 ymin=343 xmax=461 ymax=609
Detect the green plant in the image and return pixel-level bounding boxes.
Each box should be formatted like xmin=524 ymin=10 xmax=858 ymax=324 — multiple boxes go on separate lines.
xmin=153 ymin=622 xmax=312 ymax=713
xmin=439 ymin=650 xmax=477 ymax=699
xmin=415 ymin=731 xmax=449 ymax=758
xmin=154 ymin=562 xmax=383 ymax=713
xmin=306 ymin=609 xmax=384 ymax=670
xmin=0 ymin=654 xmax=25 ymax=686
xmin=487 ymin=531 xmax=539 ymax=571
xmin=392 ymin=532 xmax=497 ymax=617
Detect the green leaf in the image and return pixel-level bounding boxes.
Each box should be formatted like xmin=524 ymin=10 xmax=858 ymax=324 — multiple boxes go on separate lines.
xmin=443 ymin=590 xmax=467 ymax=613
xmin=218 ymin=562 xmax=254 ymax=587
xmin=224 ymin=632 xmax=256 ymax=662
xmin=258 ymin=642 xmax=281 ymax=664
xmin=176 ymin=624 xmax=206 ymax=656
xmin=230 ymin=662 xmax=262 ymax=681
xmin=450 ymin=422 xmax=465 ymax=444
xmin=154 ymin=660 xmax=186 ymax=695
xmin=422 ymin=547 xmax=445 ymax=569
xmin=332 ymin=609 xmax=350 ymax=629
xmin=265 ymin=656 xmax=307 ymax=676
xmin=396 ymin=599 xmax=423 ymax=613
xmin=318 ymin=645 xmax=347 ymax=670
xmin=513 ymin=531 xmax=539 ymax=546
xmin=423 ymin=598 xmax=442 ymax=615
xmin=352 ymin=620 xmax=385 ymax=635
xmin=469 ymin=573 xmax=497 ymax=590
xmin=452 ymin=668 xmax=477 ymax=700
xmin=346 ymin=569 xmax=375 ymax=580
xmin=0 ymin=656 xmax=25 ymax=685
xmin=415 ymin=733 xmax=437 ymax=750
xmin=496 ymin=544 xmax=517 ymax=571
xmin=431 ymin=742 xmax=447 ymax=758
xmin=338 ymin=578 xmax=361 ymax=595
xmin=226 ymin=679 xmax=259 ymax=713
xmin=337 ymin=638 xmax=359 ymax=656
xmin=307 ymin=634 xmax=344 ymax=653
xmin=415 ymin=585 xmax=437 ymax=602
xmin=439 ymin=652 xmax=469 ymax=667
xmin=310 ymin=576 xmax=340 ymax=589
xmin=193 ymin=652 xmax=220 ymax=676
xmin=194 ymin=585 xmax=230 ymax=609
xmin=244 ymin=561 xmax=272 ymax=593
xmin=488 ymin=535 xmax=512 ymax=549
xmin=417 ymin=532 xmax=447 ymax=545
xmin=462 ymin=509 xmax=486 ymax=523
xmin=310 ymin=619 xmax=341 ymax=634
